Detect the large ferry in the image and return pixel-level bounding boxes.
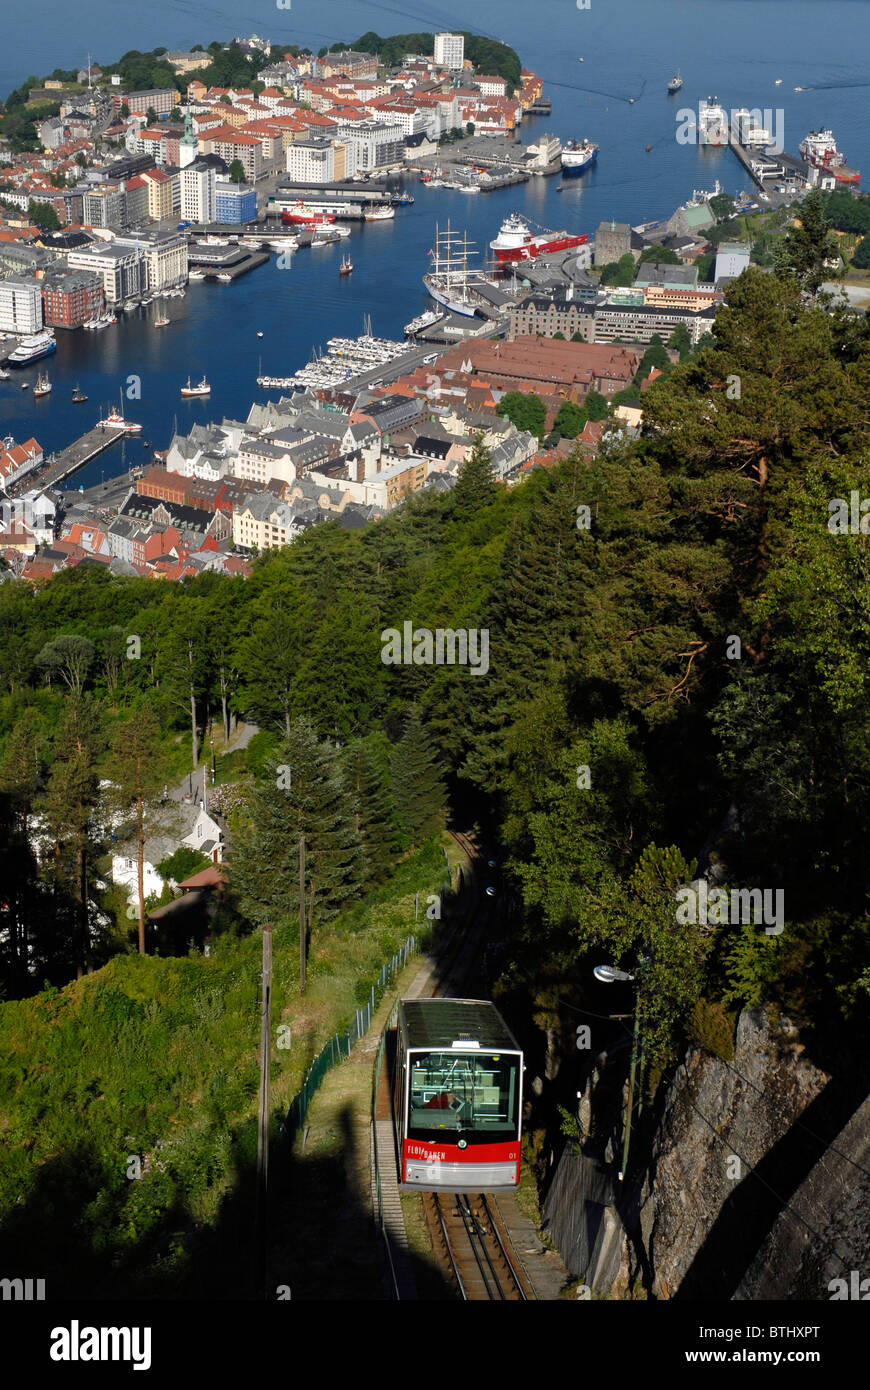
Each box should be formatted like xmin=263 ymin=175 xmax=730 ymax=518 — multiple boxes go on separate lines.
xmin=799 ymin=129 xmax=860 ymax=184
xmin=561 ymin=139 xmax=599 ymax=174
xmin=7 ymin=331 xmax=57 ymax=366
xmin=489 ymin=213 xmax=589 ymax=265
xmin=698 ymin=98 xmax=730 ymax=146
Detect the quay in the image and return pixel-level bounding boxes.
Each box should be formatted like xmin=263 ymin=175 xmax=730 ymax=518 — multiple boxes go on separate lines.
xmin=10 ymin=421 xmax=126 ymax=494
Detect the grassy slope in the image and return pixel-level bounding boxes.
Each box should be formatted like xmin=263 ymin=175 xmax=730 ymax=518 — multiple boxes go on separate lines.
xmin=0 ymin=837 xmax=448 ymax=1297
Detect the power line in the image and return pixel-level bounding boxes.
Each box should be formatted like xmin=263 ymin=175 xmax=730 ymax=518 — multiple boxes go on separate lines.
xmin=715 ymin=1052 xmax=870 ymax=1181
xmin=676 ymin=1060 xmax=850 ymax=1270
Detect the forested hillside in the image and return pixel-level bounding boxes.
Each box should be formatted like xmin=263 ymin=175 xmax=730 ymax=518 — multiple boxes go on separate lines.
xmin=2 ymin=197 xmax=869 ymax=1105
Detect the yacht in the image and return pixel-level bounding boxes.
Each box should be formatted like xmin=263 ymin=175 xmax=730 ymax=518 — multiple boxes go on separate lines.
xmin=8 ymin=331 xmax=57 ymax=366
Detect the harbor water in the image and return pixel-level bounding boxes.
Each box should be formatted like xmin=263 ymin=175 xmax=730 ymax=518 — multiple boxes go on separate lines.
xmin=2 ymin=0 xmax=870 ymax=489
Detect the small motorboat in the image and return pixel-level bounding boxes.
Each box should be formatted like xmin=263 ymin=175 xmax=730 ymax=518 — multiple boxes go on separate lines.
xmin=257 ymin=330 xmax=264 ymax=337
xmin=72 ymin=384 xmax=88 ymax=403
xmin=556 ymin=183 xmax=563 ymax=192
xmin=645 ymin=144 xmax=652 ymax=152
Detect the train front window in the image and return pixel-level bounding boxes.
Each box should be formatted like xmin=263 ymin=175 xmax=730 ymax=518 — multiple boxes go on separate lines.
xmin=407 ymin=1050 xmax=520 ymax=1141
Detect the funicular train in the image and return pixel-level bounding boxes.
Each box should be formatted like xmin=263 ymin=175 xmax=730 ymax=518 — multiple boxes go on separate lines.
xmin=393 ymin=998 xmax=523 ymax=1191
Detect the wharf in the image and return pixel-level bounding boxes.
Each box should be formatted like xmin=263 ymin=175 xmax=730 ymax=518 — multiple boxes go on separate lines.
xmin=9 ymin=421 xmax=126 ymax=494
xmin=194 ymin=251 xmax=270 ymax=282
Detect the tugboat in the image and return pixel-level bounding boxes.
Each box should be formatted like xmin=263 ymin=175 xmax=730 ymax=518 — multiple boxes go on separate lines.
xmin=667 ymin=70 xmax=683 ymax=93
xmin=33 ymin=371 xmax=52 ymax=397
xmin=181 ymin=374 xmax=211 ymax=397
xmin=339 ymin=254 xmax=354 ymax=276
xmin=71 ymin=383 xmax=88 ymax=403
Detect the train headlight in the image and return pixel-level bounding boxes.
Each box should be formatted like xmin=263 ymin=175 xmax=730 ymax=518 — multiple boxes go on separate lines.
xmin=458 ymin=1139 xmax=467 ymax=1149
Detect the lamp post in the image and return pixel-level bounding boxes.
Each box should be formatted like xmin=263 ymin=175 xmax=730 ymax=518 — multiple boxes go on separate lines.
xmin=593 ymin=958 xmax=647 ymax=1182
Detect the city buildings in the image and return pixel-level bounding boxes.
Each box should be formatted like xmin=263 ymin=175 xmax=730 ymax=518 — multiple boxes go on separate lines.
xmin=0 ymin=277 xmax=44 ymax=334
xmin=66 ymin=243 xmax=146 ymax=304
xmin=41 ymin=269 xmax=104 ymax=328
xmin=214 ymin=180 xmax=257 ymax=223
xmin=434 ymin=33 xmax=465 ymax=70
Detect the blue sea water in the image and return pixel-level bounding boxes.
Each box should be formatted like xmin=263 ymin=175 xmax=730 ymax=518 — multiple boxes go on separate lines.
xmin=3 ymin=0 xmax=870 ymax=486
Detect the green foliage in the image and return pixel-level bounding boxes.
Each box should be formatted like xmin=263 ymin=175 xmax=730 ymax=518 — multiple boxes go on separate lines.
xmin=27 ymin=199 xmax=61 ymax=230
xmin=156 ymin=846 xmax=211 ymax=883
xmin=598 ymin=253 xmax=636 ymax=287
xmin=723 ymin=922 xmax=784 ymax=1008
xmin=687 ymin=998 xmax=736 ymax=1059
xmin=774 ymin=189 xmax=838 ymax=295
xmin=452 ymin=434 xmax=497 ymax=517
xmin=496 ymin=389 xmax=547 ymax=438
xmin=638 ymin=245 xmax=681 ymax=266
xmin=851 ymin=234 xmax=870 ymax=269
xmin=227 ymin=158 xmax=245 ymax=183
xmin=709 ymin=191 xmax=736 ymax=221
xmin=390 ymin=709 xmax=447 ymax=844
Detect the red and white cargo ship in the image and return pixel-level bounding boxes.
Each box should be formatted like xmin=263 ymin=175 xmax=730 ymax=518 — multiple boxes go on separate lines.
xmin=281 ymin=202 xmax=337 ymax=226
xmin=489 ymin=212 xmax=589 ymax=265
xmin=799 ymin=129 xmax=860 ymax=184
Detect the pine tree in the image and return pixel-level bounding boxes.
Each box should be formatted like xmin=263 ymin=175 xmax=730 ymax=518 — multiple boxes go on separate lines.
xmin=451 ymin=434 xmax=497 ymax=520
xmin=109 ymin=707 xmax=163 ymax=955
xmin=390 ymin=709 xmax=447 ymax=843
xmin=342 ymin=735 xmax=396 ymax=887
xmin=39 ymin=697 xmax=103 ymax=979
xmin=0 ymin=713 xmax=42 ymax=993
xmin=774 ymin=189 xmax=838 ymax=296
xmin=230 ymin=717 xmax=365 ymax=947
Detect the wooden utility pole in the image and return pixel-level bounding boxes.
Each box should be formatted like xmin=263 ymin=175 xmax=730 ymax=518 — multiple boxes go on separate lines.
xmin=299 ymin=833 xmax=306 ymax=995
xmin=255 ymin=924 xmax=273 ymax=1293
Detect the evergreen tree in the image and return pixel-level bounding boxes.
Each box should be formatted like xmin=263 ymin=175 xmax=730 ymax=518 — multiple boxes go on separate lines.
xmin=39 ymin=698 xmax=103 ymax=979
xmin=0 ymin=713 xmax=42 ymax=994
xmin=342 ymin=735 xmax=396 ymax=886
xmin=390 ymin=709 xmax=447 ymax=843
xmin=109 ymin=707 xmax=163 ymax=955
xmin=451 ymin=434 xmax=497 ymax=520
xmin=774 ymin=189 xmax=838 ymax=296
xmin=230 ymin=717 xmax=364 ymax=950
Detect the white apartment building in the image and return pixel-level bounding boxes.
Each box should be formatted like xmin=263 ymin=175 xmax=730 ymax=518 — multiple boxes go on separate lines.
xmin=233 ymin=493 xmax=296 ymax=550
xmin=67 ymin=244 xmax=145 ymax=304
xmin=285 ymin=138 xmax=352 ymax=182
xmin=333 ymin=120 xmax=405 ymax=172
xmin=113 ymin=229 xmax=187 ymax=291
xmin=0 ymin=277 xmax=43 ymax=333
xmin=434 ymin=33 xmax=465 ymax=70
xmin=180 ymin=162 xmax=216 ymax=223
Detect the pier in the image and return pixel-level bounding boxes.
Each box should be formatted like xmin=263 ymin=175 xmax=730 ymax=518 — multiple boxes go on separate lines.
xmin=10 ymin=421 xmax=126 ymax=494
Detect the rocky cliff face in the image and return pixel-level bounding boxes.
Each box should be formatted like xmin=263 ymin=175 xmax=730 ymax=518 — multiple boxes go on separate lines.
xmin=543 ymin=1007 xmax=868 ymax=1299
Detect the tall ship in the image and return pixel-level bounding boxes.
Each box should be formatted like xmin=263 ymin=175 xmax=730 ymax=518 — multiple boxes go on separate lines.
xmin=424 ymin=222 xmax=495 ymax=317
xmin=698 ymin=97 xmax=730 ymax=146
xmin=667 ymin=70 xmax=683 ymax=94
xmin=561 ymin=139 xmax=599 ymax=174
xmin=799 ymin=129 xmax=860 ymax=184
xmin=7 ymin=331 xmax=57 ymax=366
xmin=489 ymin=213 xmax=589 ymax=265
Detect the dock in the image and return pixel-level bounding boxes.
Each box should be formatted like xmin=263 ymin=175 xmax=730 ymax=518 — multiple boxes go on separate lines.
xmin=10 ymin=421 xmax=126 ymax=494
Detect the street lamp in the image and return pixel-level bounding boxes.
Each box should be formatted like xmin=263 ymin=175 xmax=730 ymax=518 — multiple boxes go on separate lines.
xmin=593 ymin=958 xmax=647 ymax=1182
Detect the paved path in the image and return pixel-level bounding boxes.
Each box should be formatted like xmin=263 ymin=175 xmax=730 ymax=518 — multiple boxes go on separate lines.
xmin=164 ymin=720 xmax=260 ymax=802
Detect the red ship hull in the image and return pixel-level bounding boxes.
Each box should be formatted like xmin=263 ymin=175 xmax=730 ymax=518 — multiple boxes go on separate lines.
xmin=492 ymin=231 xmax=589 ymax=264
xmin=281 ymin=209 xmax=336 ymax=225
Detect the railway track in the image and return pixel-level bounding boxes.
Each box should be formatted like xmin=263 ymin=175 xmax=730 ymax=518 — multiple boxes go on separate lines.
xmin=423 ymin=1191 xmax=535 ymax=1301
xmin=372 ymin=829 xmax=537 ymax=1301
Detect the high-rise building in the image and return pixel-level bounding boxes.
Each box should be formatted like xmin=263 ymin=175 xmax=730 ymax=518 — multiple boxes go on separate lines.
xmin=0 ymin=277 xmax=43 ymax=334
xmin=180 ymin=158 xmax=219 ymax=223
xmin=434 ymin=33 xmax=464 ymax=70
